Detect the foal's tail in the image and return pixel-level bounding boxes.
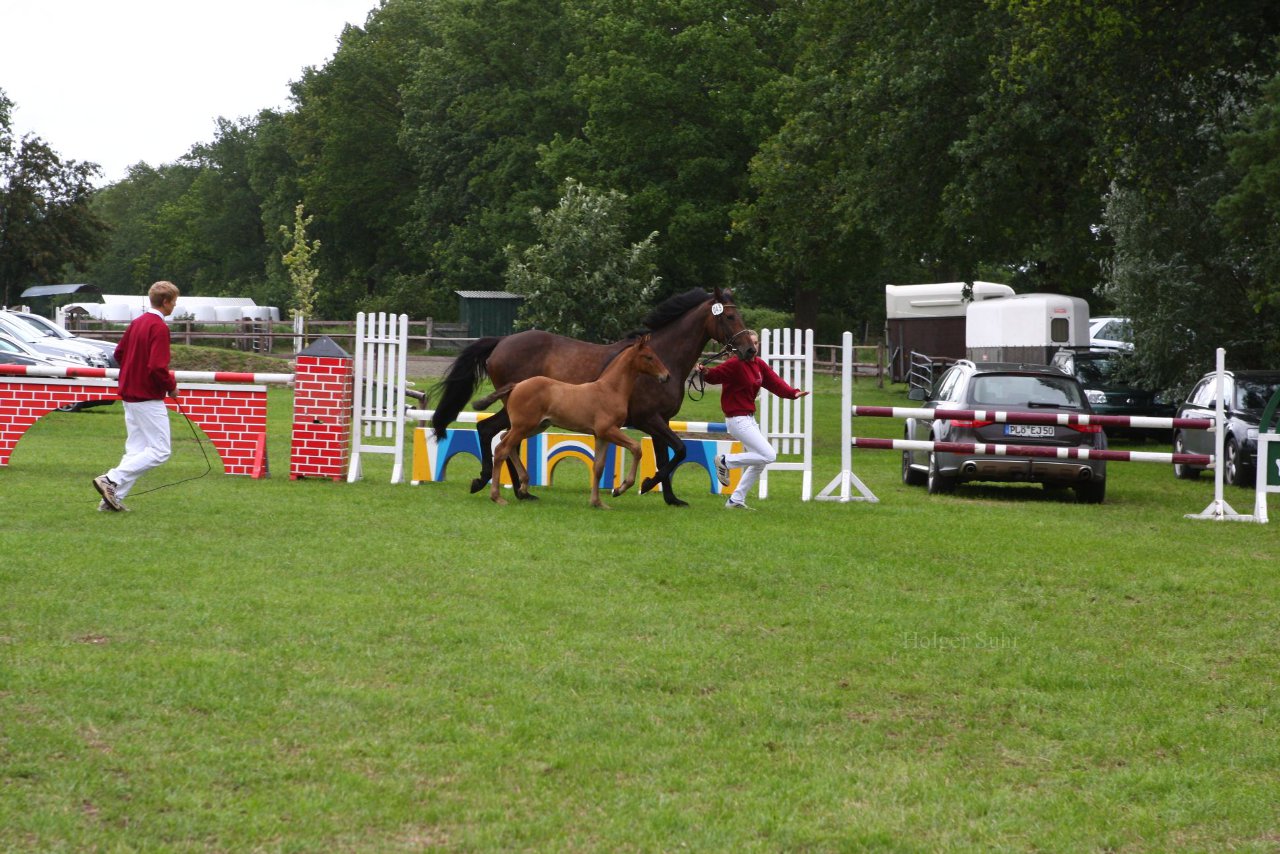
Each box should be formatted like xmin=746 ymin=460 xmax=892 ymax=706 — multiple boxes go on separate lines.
xmin=471 ymin=384 xmax=515 ymax=411
xmin=427 ymin=337 xmax=502 ymax=440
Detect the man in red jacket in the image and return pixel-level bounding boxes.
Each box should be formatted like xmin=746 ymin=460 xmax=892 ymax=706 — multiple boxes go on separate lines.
xmin=695 ymin=331 xmax=808 ymax=509
xmin=93 ymin=281 xmax=180 ymax=511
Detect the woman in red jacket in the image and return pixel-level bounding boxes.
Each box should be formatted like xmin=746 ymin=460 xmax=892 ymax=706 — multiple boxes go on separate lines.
xmin=695 ymin=331 xmax=808 ymax=509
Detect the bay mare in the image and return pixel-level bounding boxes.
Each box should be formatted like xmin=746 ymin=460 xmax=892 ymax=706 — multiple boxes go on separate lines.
xmin=428 ymin=287 xmax=752 ymax=506
xmin=472 ymin=335 xmax=671 ymax=509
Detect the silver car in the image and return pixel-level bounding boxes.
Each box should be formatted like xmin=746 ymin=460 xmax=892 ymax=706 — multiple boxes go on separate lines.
xmin=902 ymin=360 xmax=1108 ymax=503
xmin=0 ymin=310 xmax=111 ymax=368
xmin=4 ymin=309 xmax=118 ymax=367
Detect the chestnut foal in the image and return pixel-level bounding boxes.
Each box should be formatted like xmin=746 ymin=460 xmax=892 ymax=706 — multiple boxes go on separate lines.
xmin=471 ymin=335 xmax=670 ymax=508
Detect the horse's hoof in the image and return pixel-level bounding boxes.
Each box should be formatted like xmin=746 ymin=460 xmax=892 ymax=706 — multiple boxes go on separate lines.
xmin=664 ymin=496 xmax=689 ymax=508
xmin=593 ymin=502 xmax=611 ymax=510
xmin=469 ymin=478 xmax=488 ymax=494
xmin=639 ymin=477 xmax=659 ymax=495
xmin=493 ymin=497 xmax=508 ymax=506
xmin=516 ymin=490 xmax=539 ymax=501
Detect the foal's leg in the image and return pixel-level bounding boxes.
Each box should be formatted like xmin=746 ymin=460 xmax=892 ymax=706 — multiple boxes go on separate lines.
xmin=607 ymin=430 xmax=643 ymax=498
xmin=490 ymin=431 xmax=523 ymax=505
xmin=590 ymin=442 xmax=611 ymax=509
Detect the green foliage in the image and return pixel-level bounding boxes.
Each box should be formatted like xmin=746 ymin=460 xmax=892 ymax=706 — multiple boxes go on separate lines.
xmin=0 ymin=90 xmax=107 ymax=305
xmin=740 ymin=305 xmax=790 ymax=332
xmin=59 ymin=0 xmax=1280 ymax=373
xmin=1218 ymin=62 xmax=1280 ymax=327
xmin=279 ymin=203 xmax=321 ymax=319
xmin=504 ymin=178 xmax=659 ymax=341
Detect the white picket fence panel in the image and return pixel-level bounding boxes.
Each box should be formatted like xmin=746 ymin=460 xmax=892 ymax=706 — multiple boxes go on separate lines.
xmin=348 ymin=312 xmax=408 ymax=484
xmin=758 ymin=327 xmax=814 ymax=500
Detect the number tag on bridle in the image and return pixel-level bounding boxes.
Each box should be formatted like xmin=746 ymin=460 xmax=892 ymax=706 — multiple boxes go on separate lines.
xmin=711 ymin=302 xmax=724 ymax=316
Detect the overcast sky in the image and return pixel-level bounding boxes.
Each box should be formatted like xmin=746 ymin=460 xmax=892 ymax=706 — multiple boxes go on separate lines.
xmin=1 ymin=0 xmax=378 ymax=186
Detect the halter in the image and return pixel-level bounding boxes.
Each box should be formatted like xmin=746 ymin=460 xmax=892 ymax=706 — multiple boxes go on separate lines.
xmin=686 ymin=300 xmax=753 ymax=401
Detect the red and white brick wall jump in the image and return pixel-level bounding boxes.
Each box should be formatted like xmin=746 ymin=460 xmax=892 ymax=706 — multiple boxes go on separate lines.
xmin=0 ymin=378 xmax=269 ymax=477
xmin=289 ymin=353 xmax=354 ymax=481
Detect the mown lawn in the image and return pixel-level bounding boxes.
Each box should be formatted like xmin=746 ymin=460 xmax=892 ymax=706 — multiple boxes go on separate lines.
xmin=1 ymin=372 xmax=1277 ymax=851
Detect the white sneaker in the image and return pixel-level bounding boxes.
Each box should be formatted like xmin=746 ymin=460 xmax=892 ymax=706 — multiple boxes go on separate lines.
xmin=724 ymin=498 xmax=755 ymax=510
xmin=93 ymin=475 xmax=123 ymax=511
xmin=714 ymin=454 xmax=730 ymax=487
xmin=97 ymin=499 xmax=129 ymax=512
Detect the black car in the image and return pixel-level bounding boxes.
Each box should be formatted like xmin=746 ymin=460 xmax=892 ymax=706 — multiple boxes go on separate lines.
xmin=1049 ymin=348 xmax=1175 ymax=442
xmin=1173 ymin=370 xmax=1280 ymax=486
xmin=902 ymin=360 xmax=1108 ymax=503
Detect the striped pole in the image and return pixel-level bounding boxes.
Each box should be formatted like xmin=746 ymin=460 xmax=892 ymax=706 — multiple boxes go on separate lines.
xmin=851 ymin=405 xmax=1211 ymax=431
xmin=407 ymin=409 xmax=728 ymax=433
xmin=851 ymin=436 xmax=1213 ymax=467
xmin=0 ymin=364 xmax=294 ymax=384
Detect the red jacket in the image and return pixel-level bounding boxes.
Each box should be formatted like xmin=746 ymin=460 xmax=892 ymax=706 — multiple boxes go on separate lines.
xmin=703 ymin=356 xmax=802 ymax=417
xmin=114 ymin=311 xmax=175 ymax=402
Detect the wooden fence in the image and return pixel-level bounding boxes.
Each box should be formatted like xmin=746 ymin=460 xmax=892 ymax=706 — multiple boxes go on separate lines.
xmin=64 ymin=316 xmax=887 ymax=384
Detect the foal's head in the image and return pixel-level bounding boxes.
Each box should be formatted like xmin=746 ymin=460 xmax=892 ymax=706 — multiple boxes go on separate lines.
xmin=628 ymin=334 xmax=670 ymax=384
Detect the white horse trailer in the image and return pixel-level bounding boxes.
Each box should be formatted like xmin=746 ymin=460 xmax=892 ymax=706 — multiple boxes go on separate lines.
xmin=885 ymin=282 xmax=1014 ymax=382
xmin=966 ymin=293 xmax=1089 ymax=365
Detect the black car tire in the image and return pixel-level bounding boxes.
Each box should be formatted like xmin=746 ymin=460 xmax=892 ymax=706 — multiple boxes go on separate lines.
xmin=926 ymin=452 xmax=955 ymax=495
xmin=1223 ymin=436 xmax=1249 ymax=487
xmin=1074 ymin=479 xmax=1106 ymax=504
xmin=1173 ymin=432 xmax=1202 ymax=480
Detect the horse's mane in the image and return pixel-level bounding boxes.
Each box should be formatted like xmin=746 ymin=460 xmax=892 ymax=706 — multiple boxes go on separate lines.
xmin=641 ymin=288 xmax=711 ymax=331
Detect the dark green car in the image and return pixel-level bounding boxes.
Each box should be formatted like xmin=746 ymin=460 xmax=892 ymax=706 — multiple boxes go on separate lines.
xmin=1050 ymin=349 xmax=1175 ymax=442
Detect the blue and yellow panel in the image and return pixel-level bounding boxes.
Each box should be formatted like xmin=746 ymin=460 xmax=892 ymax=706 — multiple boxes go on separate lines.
xmin=411 ymin=427 xmax=741 ymax=494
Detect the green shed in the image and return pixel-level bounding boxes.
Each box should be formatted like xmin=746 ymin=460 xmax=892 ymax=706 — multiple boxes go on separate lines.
xmin=455 ymin=290 xmax=524 ymax=337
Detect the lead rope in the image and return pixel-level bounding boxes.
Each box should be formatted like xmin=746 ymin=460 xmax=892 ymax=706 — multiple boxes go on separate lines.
xmin=686 ymin=347 xmax=732 ymax=402
xmin=127 ymin=398 xmax=213 ymax=498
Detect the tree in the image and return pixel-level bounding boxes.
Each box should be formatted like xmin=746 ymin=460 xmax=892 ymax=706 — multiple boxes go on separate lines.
xmin=280 ymin=203 xmax=321 ymax=319
xmin=505 ymin=179 xmax=659 ymax=341
xmin=0 ymin=90 xmax=106 ymax=305
xmin=401 ymin=0 xmax=583 ymax=299
xmin=542 ymin=0 xmax=794 ymax=295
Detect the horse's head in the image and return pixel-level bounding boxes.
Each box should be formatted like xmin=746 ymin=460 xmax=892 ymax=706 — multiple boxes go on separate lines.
xmin=706 ymin=287 xmax=754 ymax=360
xmin=631 ymin=334 xmax=670 ymax=384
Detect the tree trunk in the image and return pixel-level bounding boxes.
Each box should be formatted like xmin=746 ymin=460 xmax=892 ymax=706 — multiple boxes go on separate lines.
xmin=793 ymin=285 xmax=821 ymax=332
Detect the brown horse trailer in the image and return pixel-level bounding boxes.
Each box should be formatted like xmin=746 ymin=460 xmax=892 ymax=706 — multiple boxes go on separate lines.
xmin=885 ymin=282 xmax=1014 ymax=383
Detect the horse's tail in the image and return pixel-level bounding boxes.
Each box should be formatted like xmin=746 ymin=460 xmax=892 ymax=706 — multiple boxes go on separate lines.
xmin=471 ymin=384 xmax=515 ymax=411
xmin=427 ymin=337 xmax=502 ymax=440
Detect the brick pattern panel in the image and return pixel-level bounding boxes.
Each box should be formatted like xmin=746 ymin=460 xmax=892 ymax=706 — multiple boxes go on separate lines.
xmin=289 ymin=355 xmax=354 ymax=481
xmin=0 ymin=378 xmax=269 ymax=478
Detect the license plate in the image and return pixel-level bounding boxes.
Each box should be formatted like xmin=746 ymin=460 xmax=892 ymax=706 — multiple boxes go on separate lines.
xmin=1005 ymin=424 xmax=1054 ymax=438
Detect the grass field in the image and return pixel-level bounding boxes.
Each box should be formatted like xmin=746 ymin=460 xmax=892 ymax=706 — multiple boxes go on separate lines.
xmin=2 ymin=368 xmax=1278 ymax=851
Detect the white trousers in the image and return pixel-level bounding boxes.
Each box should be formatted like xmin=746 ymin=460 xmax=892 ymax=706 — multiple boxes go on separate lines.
xmin=108 ymin=399 xmax=172 ymax=500
xmin=724 ymin=414 xmax=775 ymax=504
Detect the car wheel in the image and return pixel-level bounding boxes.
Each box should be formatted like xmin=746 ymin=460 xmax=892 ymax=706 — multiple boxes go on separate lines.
xmin=1074 ymin=479 xmax=1106 ymax=504
xmin=1223 ymin=436 xmax=1249 ymax=487
xmin=926 ymin=452 xmax=955 ymax=495
xmin=1173 ymin=432 xmax=1201 ymax=480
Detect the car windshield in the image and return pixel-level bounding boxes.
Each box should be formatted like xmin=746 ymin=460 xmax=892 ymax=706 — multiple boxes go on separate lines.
xmin=1075 ymin=357 xmax=1119 ymax=385
xmin=0 ymin=317 xmax=41 ymax=344
xmin=1236 ymin=379 xmax=1280 ymax=412
xmin=12 ymin=313 xmax=69 ymax=339
xmin=970 ymin=375 xmax=1085 ymax=409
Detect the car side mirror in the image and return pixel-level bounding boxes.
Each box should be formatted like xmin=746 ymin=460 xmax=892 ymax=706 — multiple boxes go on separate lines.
xmin=908 ymin=387 xmax=926 ymax=401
